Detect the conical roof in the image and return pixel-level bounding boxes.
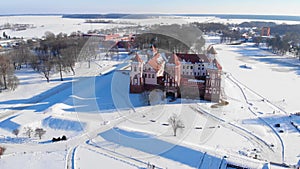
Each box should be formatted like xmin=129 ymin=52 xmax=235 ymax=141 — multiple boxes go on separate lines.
xmin=207 ymin=45 xmax=218 ymax=55
xmin=168 ymin=53 xmax=181 ymax=66
xmin=132 ymin=53 xmax=143 ymax=63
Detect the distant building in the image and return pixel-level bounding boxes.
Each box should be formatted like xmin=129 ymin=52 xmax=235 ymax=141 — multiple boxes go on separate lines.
xmin=82 ymin=33 xmax=120 ymax=41
xmin=130 ymin=45 xmax=222 ymax=102
xmin=261 ymin=27 xmax=271 ymax=37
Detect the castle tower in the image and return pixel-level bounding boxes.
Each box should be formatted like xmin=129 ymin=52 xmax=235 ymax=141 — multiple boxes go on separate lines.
xmin=165 ymin=53 xmax=181 ymax=98
xmin=130 ymin=53 xmax=144 ymax=93
xmin=207 ymin=45 xmax=218 ymax=61
xmin=204 ymin=68 xmax=221 ymax=102
xmin=204 ymin=59 xmax=222 ymax=102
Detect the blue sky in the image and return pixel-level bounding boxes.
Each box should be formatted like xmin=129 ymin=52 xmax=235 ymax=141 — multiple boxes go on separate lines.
xmin=0 ymin=0 xmax=299 ymax=15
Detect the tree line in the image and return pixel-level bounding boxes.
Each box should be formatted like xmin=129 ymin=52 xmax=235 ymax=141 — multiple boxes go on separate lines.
xmin=134 ymin=24 xmax=205 ymax=54
xmin=193 ymin=21 xmax=300 ymax=59
xmin=253 ymin=33 xmax=300 ymax=59
xmin=0 ymin=31 xmax=100 ymax=92
xmin=193 ymin=22 xmax=242 ymax=43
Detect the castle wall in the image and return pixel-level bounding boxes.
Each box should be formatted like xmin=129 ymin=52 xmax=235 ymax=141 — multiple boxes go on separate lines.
xmin=130 ymin=84 xmax=143 ymax=93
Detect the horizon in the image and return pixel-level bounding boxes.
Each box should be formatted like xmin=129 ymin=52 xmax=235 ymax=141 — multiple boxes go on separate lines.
xmin=1 ymin=0 xmax=300 ymax=16
xmin=1 ymin=13 xmax=300 ymax=17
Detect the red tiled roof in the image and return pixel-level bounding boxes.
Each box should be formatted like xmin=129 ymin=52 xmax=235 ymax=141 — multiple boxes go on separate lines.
xmin=176 ymin=53 xmax=210 ymax=63
xmin=148 ymin=53 xmax=164 ymax=72
xmin=132 ymin=53 xmax=143 ymax=63
xmin=213 ymin=59 xmax=222 ymax=70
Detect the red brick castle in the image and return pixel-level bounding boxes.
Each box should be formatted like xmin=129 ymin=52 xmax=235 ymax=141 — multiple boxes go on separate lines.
xmin=130 ymin=45 xmax=222 ymax=102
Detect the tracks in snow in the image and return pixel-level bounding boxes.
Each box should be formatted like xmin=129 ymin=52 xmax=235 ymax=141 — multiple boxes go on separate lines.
xmin=225 ymin=72 xmax=285 ymax=163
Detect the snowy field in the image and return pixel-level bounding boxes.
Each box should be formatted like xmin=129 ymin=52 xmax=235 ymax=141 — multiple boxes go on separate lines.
xmin=0 ymin=16 xmax=300 ymax=169
xmin=1 ymin=43 xmax=298 ymax=168
xmin=215 ymin=43 xmax=300 ymax=165
xmin=1 ymin=15 xmax=300 ymax=39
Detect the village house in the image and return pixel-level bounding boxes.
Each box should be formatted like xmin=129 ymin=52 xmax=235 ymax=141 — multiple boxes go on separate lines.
xmin=130 ymin=45 xmax=222 ymax=102
xmin=261 ymin=27 xmax=271 ymax=37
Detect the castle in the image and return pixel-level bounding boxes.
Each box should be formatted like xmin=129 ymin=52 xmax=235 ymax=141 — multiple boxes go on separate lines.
xmin=129 ymin=45 xmax=222 ymax=102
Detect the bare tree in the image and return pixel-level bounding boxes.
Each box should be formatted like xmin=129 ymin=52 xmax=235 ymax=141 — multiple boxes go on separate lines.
xmin=60 ymin=46 xmax=78 ymax=75
xmin=11 ymin=45 xmax=32 ymax=69
xmin=168 ymin=114 xmax=185 ymax=136
xmin=24 ymin=127 xmax=33 ymax=138
xmin=78 ymin=37 xmax=99 ymax=68
xmin=0 ymin=54 xmax=14 ymax=90
xmin=35 ymin=128 xmax=46 ymax=139
xmin=44 ymin=31 xmax=55 ymax=40
xmin=7 ymin=75 xmax=19 ymax=91
xmin=40 ymin=59 xmax=53 ymax=83
xmin=28 ymin=54 xmax=39 ymax=71
xmin=12 ymin=129 xmax=20 ymax=137
xmin=0 ymin=55 xmax=9 ymax=89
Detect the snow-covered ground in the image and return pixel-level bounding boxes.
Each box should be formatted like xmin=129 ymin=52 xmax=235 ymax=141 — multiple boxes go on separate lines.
xmin=0 ymin=16 xmax=123 ymax=39
xmin=215 ymin=43 xmax=300 ymax=165
xmin=1 ymin=15 xmax=299 ymax=39
xmin=1 ymin=42 xmax=299 ymax=169
xmin=0 ymin=16 xmax=300 ymax=169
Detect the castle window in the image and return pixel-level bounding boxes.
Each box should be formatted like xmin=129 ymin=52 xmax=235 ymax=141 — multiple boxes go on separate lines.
xmin=145 ymin=74 xmax=147 ymax=78
xmin=134 ymin=67 xmax=137 ymax=72
xmin=152 ymin=74 xmax=155 ymax=78
xmin=191 ymin=66 xmax=193 ymax=69
xmin=183 ymin=66 xmax=185 ymax=69
xmin=134 ymin=75 xmax=138 ymax=85
xmin=187 ymin=66 xmax=189 ymax=69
